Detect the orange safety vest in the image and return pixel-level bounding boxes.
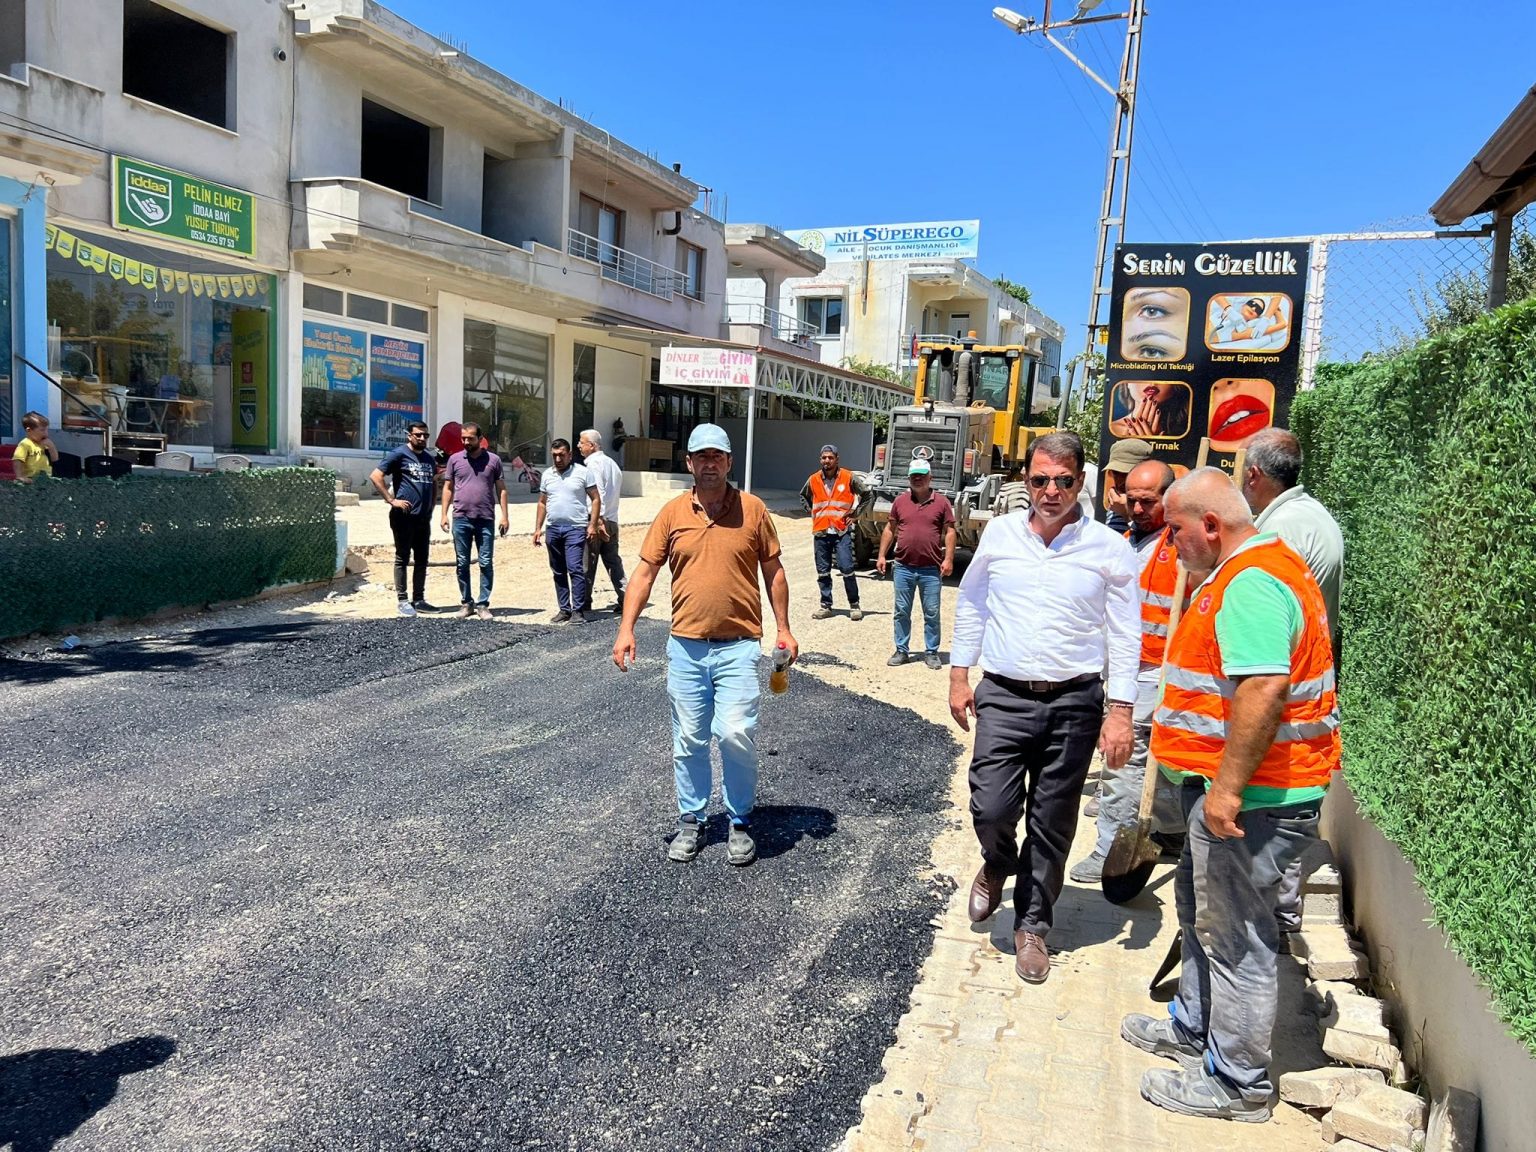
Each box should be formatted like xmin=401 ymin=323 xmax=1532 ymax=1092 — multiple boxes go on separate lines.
xmin=1151 ymin=537 xmax=1340 ymax=792
xmin=1133 ymin=526 xmax=1181 ymax=667
xmin=808 ymin=468 xmax=858 ymax=534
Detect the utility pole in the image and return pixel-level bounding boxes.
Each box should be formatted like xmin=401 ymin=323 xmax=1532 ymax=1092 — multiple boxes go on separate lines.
xmin=994 ymin=1 xmax=1146 ymax=425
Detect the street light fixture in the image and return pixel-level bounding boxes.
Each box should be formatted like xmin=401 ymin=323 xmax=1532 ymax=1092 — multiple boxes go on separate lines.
xmin=992 ymin=1 xmax=1146 ymax=426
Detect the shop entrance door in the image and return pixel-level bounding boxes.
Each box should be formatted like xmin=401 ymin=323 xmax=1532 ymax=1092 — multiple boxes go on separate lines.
xmin=230 ymin=307 xmax=271 ymax=451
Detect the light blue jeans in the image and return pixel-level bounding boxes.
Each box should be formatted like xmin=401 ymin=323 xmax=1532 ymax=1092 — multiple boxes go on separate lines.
xmin=892 ymin=563 xmax=942 ymax=654
xmin=451 ymin=516 xmax=495 ymax=607
xmin=1092 ymin=668 xmax=1185 ymax=858
xmin=666 ymin=636 xmax=761 ymax=825
xmin=1170 ymin=782 xmax=1321 ymax=1103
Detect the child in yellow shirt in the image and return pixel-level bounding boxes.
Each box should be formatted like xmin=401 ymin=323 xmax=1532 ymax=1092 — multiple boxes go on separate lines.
xmin=13 ymin=411 xmax=59 ymax=480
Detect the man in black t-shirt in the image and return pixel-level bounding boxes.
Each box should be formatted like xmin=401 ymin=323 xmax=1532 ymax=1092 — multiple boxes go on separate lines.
xmin=369 ymin=421 xmax=438 ymax=616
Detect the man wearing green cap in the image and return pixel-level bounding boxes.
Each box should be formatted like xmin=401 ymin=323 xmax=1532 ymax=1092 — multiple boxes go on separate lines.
xmin=614 ymin=423 xmax=798 ymax=868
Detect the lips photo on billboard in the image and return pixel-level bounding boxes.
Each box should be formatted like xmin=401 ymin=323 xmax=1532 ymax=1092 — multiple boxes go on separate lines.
xmin=1207 ymin=378 xmax=1275 ymax=450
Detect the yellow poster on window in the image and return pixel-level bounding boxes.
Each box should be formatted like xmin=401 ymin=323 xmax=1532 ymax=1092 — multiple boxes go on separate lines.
xmin=45 ymin=224 xmax=57 ymax=251
xmin=231 ymin=309 xmax=271 ymax=450
xmin=175 ymin=271 xmax=190 ymax=293
xmin=55 ymin=230 xmax=76 ymax=258
xmin=125 ymin=259 xmax=141 ymax=285
xmin=243 ymin=275 xmax=259 ymax=297
xmin=231 ymin=277 xmax=245 ymax=298
xmin=108 ymin=253 xmax=126 ymax=280
xmin=216 ymin=276 xmax=232 ymax=297
xmin=202 ymin=274 xmax=218 ymax=296
xmin=89 ymin=248 xmax=108 ymax=274
xmin=191 ymin=275 xmax=203 ymax=297
xmin=76 ymin=241 xmax=94 ymax=268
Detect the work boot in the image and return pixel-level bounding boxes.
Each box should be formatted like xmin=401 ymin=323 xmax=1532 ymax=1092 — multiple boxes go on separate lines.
xmin=454 ymin=604 xmax=473 ymax=619
xmin=476 ymin=605 xmax=493 ymax=621
xmin=1120 ymin=1013 xmax=1203 ymax=1069
xmin=1140 ymin=1064 xmax=1271 ymax=1124
xmin=1069 ymin=853 xmax=1105 ymax=884
xmin=887 ymin=651 xmax=908 ymax=667
xmin=849 ymin=607 xmax=864 ymax=621
xmin=922 ymin=651 xmax=943 ymax=670
xmin=811 ymin=606 xmax=834 ymax=620
xmin=552 ymin=610 xmax=572 ymax=624
xmin=967 ymin=863 xmax=1008 ymax=923
xmin=1014 ymin=930 xmax=1051 ymax=984
xmin=668 ymin=815 xmax=705 ymax=863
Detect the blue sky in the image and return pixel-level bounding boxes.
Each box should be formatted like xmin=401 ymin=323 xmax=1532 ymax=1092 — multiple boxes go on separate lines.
xmin=383 ymin=0 xmax=1535 ymax=334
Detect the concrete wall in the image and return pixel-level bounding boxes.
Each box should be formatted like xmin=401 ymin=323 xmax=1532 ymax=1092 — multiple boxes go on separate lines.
xmin=717 ymin=418 xmax=874 ymax=492
xmin=594 ymin=344 xmax=643 ymax=452
xmin=483 ymin=134 xmax=570 ymax=250
xmin=1323 ymin=778 xmax=1536 ymax=1152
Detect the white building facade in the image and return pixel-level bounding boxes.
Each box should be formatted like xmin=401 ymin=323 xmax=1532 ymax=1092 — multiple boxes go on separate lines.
xmin=725 ymin=219 xmax=1068 ymax=416
xmin=1 ymin=0 xmax=759 ymax=488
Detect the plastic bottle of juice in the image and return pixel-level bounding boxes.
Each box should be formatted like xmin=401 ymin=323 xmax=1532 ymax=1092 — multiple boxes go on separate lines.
xmin=769 ymin=642 xmax=791 ymax=695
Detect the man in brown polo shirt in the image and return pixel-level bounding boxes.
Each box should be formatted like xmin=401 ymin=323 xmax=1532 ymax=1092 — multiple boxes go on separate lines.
xmin=613 ymin=423 xmax=798 ymax=867
xmin=876 ymin=458 xmax=956 ymax=669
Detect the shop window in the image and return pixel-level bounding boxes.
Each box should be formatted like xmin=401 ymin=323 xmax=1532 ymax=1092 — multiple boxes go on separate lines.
xmin=46 ymin=227 xmax=276 ymax=450
xmin=300 ymin=312 xmax=427 ymax=455
xmin=346 ymin=293 xmax=389 ymax=325
xmin=799 ymin=295 xmax=843 ymax=337
xmin=463 ymin=319 xmax=548 ymax=465
xmin=302 ymin=283 xmax=344 ymax=315
xmin=572 ymin=343 xmax=595 ymax=440
xmin=361 ymin=98 xmax=439 ymax=204
xmin=122 ymin=0 xmax=233 ymax=130
xmin=677 ymin=241 xmax=704 ymax=301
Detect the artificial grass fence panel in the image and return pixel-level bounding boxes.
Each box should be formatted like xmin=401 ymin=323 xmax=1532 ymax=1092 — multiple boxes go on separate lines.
xmin=0 ymin=467 xmax=337 ymax=640
xmin=1292 ymin=297 xmax=1536 ymax=1053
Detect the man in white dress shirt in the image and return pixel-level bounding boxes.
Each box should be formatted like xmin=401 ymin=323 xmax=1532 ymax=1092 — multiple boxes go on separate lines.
xmin=578 ymin=428 xmax=627 ymax=614
xmin=949 ymin=431 xmax=1142 ymax=984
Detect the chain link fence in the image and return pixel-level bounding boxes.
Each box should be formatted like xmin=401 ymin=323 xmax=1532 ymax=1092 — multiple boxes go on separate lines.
xmin=0 ymin=468 xmax=338 ymax=640
xmin=1280 ymin=211 xmax=1533 ymax=385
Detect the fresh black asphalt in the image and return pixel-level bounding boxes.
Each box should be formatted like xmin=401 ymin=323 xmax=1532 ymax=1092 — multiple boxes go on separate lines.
xmin=0 ymin=616 xmax=958 ymax=1151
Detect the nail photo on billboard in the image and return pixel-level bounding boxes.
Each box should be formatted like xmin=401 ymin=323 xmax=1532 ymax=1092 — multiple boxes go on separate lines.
xmin=1109 ymin=380 xmax=1192 ymax=440
xmin=1204 ymin=292 xmax=1293 ymax=353
xmin=1207 ymin=378 xmax=1276 ymax=450
xmin=1119 ymin=286 xmax=1190 ymax=361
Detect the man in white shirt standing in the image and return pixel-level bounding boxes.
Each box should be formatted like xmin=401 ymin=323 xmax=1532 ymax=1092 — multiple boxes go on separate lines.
xmin=578 ymin=428 xmax=627 ymax=614
xmin=950 ymin=431 xmax=1142 ymax=985
xmin=533 ymin=437 xmax=601 ymax=624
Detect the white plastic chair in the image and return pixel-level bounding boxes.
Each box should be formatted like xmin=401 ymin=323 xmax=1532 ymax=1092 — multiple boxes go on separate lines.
xmin=214 ymin=455 xmax=252 ymax=472
xmin=154 ymin=451 xmax=194 ymax=471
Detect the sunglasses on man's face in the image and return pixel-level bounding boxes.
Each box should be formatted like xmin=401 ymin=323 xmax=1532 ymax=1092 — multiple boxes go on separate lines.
xmin=1028 ymin=474 xmax=1078 ymax=491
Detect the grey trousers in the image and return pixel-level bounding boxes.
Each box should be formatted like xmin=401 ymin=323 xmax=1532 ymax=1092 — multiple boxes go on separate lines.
xmin=968 ymin=674 xmax=1105 ymax=936
xmin=1093 ymin=669 xmax=1185 ymax=857
xmin=1171 ymin=781 xmax=1321 ymax=1102
xmin=583 ymin=518 xmax=626 ymax=610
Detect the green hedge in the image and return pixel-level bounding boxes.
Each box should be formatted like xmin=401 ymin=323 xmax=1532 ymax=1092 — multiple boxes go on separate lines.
xmin=1292 ymin=298 xmax=1536 ymax=1052
xmin=0 ymin=467 xmax=337 ymax=640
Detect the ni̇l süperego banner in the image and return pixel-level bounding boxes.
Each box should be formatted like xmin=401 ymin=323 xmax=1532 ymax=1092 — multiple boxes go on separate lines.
xmin=112 ymin=155 xmax=256 ymax=259
xmin=1099 ymin=241 xmax=1311 ymax=496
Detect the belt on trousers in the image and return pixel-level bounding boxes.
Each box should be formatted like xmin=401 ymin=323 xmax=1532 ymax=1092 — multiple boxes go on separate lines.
xmin=983 ymin=669 xmax=1102 ymax=696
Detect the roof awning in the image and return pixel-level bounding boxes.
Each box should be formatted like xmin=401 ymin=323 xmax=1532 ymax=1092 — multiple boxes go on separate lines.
xmin=1430 ymin=84 xmax=1536 ymax=225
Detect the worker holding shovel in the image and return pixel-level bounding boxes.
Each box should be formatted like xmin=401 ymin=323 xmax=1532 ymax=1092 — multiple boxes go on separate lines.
xmin=1069 ymin=458 xmax=1188 ymax=886
xmin=1119 ymin=468 xmax=1340 ymax=1124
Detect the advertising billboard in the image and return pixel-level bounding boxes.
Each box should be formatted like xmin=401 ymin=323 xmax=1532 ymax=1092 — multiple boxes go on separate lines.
xmin=1100 ymin=242 xmax=1311 ymax=494
xmin=785 ymin=220 xmax=980 ymax=262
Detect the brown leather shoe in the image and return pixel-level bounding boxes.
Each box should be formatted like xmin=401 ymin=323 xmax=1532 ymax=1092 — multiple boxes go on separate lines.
xmin=1014 ymin=930 xmax=1050 ymax=984
xmin=967 ymin=863 xmax=1008 ymax=923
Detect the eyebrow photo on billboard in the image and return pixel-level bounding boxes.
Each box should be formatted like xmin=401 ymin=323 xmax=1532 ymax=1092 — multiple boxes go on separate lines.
xmin=1119 ymin=286 xmax=1190 ymax=361
xmin=1207 ymin=378 xmax=1276 ymax=450
xmin=1109 ymin=380 xmax=1191 ymax=440
xmin=1204 ymin=293 xmax=1293 ymax=353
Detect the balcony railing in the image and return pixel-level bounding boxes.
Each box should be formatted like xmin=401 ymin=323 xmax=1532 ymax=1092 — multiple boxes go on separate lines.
xmin=567 ymin=228 xmax=681 ymax=300
xmin=725 ymin=300 xmax=819 ymax=343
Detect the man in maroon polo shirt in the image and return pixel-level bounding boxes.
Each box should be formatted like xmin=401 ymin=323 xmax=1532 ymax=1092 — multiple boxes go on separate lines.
xmin=876 ymin=459 xmax=957 ymax=669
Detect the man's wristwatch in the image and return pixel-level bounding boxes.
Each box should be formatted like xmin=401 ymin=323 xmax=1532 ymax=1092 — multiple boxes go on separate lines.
xmin=1107 ymin=701 xmax=1134 ymax=711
